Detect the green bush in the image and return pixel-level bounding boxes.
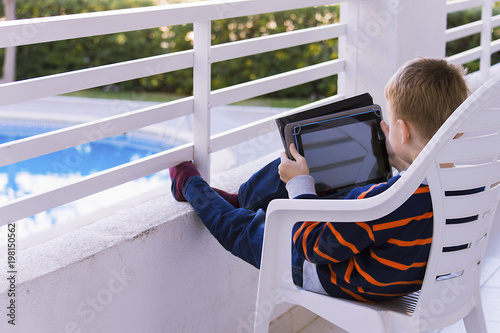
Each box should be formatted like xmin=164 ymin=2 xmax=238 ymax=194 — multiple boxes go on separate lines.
xmin=4 ymin=2 xmax=500 ymax=97
xmin=2 ymin=1 xmax=340 ymax=98
xmin=210 ymin=8 xmax=339 ymax=98
xmin=13 ymin=0 xmax=165 ymax=88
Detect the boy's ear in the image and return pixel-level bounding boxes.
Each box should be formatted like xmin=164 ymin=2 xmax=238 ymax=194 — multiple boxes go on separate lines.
xmin=397 ymin=119 xmax=411 ymax=144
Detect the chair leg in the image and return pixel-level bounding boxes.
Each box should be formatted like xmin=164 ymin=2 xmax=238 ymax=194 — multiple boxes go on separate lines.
xmin=463 ymin=303 xmax=487 ymax=333
xmin=253 ymin=319 xmax=270 ymax=333
xmin=252 ymin=296 xmax=274 ymax=333
xmin=252 ymin=309 xmax=271 ymax=333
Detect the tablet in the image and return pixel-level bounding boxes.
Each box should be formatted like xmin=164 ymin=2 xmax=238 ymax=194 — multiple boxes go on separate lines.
xmin=283 ymin=105 xmax=392 ymax=198
xmin=275 ymin=93 xmax=374 ymax=150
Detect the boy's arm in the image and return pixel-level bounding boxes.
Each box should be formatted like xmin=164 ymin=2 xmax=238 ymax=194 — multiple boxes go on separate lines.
xmin=286 ymin=175 xmax=317 ymax=198
xmin=279 ymin=145 xmax=376 ymax=264
xmin=292 ymin=182 xmax=389 ymax=265
xmin=292 ymin=221 xmax=376 ymax=265
xmin=293 ymin=178 xmax=432 ymax=265
xmin=278 ymin=143 xmax=310 ymax=183
xmin=279 ymin=143 xmax=317 ymax=198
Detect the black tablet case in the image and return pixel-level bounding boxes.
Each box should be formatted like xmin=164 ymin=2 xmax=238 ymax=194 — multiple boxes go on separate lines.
xmin=276 ymin=93 xmax=373 ymax=146
xmin=276 ymin=93 xmax=374 ymax=158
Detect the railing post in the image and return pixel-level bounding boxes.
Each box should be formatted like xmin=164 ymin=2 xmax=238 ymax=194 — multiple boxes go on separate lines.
xmin=480 ymin=0 xmax=492 ymax=79
xmin=193 ymin=21 xmax=212 ymax=182
xmin=0 ymin=0 xmax=16 ymax=84
xmin=338 ymin=0 xmax=447 ymax=114
xmin=338 ymin=0 xmax=360 ymax=98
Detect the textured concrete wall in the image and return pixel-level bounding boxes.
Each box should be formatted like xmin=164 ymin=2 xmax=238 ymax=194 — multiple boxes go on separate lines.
xmin=0 ymin=153 xmax=284 ymax=332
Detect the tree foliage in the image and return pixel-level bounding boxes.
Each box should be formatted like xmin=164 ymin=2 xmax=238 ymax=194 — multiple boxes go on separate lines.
xmin=3 ymin=2 xmax=498 ymax=98
xmin=1 ymin=1 xmax=339 ymax=98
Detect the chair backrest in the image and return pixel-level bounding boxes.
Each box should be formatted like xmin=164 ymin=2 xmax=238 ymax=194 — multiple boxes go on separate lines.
xmin=403 ymin=74 xmax=500 ymax=330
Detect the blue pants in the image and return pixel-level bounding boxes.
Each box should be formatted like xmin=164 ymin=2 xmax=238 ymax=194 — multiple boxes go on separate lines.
xmin=182 ymin=158 xmax=305 ymax=285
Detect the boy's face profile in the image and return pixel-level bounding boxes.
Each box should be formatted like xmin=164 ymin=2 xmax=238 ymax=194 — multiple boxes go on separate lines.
xmin=385 ymin=101 xmax=404 ymax=159
xmin=382 ymin=99 xmax=413 ymax=172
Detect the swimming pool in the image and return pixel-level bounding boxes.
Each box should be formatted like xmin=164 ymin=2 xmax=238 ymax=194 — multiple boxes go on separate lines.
xmin=0 ymin=122 xmax=171 ymax=241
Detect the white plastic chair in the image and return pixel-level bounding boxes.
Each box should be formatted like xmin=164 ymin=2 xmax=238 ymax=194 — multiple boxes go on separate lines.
xmin=254 ymin=74 xmax=500 ymax=333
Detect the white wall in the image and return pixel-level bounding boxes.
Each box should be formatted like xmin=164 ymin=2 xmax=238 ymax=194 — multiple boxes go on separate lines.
xmin=0 ymin=154 xmax=282 ymax=333
xmin=340 ymin=0 xmax=447 ymax=113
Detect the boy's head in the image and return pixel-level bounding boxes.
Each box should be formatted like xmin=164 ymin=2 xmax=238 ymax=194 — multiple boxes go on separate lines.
xmin=385 ymin=57 xmax=469 ymax=142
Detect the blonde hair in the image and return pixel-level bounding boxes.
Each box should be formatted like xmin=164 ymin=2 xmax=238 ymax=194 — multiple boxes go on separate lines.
xmin=385 ymin=57 xmax=469 ymax=141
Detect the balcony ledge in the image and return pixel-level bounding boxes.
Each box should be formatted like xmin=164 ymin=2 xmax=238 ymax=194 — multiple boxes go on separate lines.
xmin=0 ymin=151 xmax=305 ymax=332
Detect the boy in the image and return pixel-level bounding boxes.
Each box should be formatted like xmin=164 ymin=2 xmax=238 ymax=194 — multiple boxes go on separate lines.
xmin=169 ymin=57 xmax=469 ymax=302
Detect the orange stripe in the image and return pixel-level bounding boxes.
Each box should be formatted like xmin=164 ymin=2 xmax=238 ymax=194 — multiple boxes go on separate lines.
xmin=293 ymin=222 xmax=314 ymax=243
xmin=313 ymin=236 xmax=340 ymax=263
xmin=344 ymin=258 xmax=354 ymax=284
xmin=356 ymin=222 xmax=375 ymax=241
xmin=414 ymin=186 xmax=430 ymax=194
xmin=373 ymin=211 xmax=433 ymax=231
xmin=370 ymin=249 xmax=427 ymax=271
xmin=327 ymin=223 xmax=360 ymax=254
xmin=357 ymin=184 xmax=382 ymax=199
xmin=353 ymin=258 xmax=423 ymax=287
xmin=329 ymin=265 xmax=337 ymax=285
xmin=302 ymin=222 xmax=321 ymax=262
xmin=387 ymin=237 xmax=432 ymax=247
xmin=340 ymin=287 xmax=373 ymax=302
xmin=358 ymin=182 xmax=426 ymax=200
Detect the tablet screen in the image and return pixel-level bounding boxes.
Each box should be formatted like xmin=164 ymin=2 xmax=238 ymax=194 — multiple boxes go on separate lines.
xmin=293 ymin=110 xmax=391 ymax=198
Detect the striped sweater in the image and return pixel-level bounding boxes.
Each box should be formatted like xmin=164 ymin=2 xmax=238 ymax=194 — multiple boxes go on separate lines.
xmin=293 ymin=174 xmax=433 ymax=302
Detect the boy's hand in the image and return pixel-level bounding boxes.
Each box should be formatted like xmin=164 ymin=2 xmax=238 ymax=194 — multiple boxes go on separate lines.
xmin=279 ymin=143 xmax=310 ymax=183
xmin=380 ymin=120 xmax=410 ymax=172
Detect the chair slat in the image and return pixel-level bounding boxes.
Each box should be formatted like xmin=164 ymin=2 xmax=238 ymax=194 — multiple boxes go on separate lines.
xmin=437 ymin=132 xmax=500 ymax=161
xmin=457 ymin=108 xmax=500 ymax=132
xmin=442 ymin=190 xmax=499 ymax=218
xmin=441 ymin=218 xmax=491 ymax=246
xmin=438 ymin=162 xmax=500 ymax=191
xmin=436 ymin=243 xmax=483 ymax=274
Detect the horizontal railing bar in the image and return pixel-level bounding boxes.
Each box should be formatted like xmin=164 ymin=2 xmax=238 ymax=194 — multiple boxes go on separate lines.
xmin=447 ymin=46 xmax=482 ymax=65
xmin=0 ymin=51 xmax=194 ymax=107
xmin=491 ymin=39 xmax=500 ymax=54
xmin=493 ymin=14 xmax=500 ymax=27
xmin=211 ymin=23 xmax=346 ymax=63
xmin=445 ymin=20 xmax=482 ymax=42
xmin=0 ymin=97 xmax=193 ymax=168
xmin=210 ymin=94 xmax=344 ymax=152
xmin=210 ymin=58 xmax=345 ymax=108
xmin=446 ymin=0 xmax=483 ymax=14
xmin=0 ymin=0 xmax=341 ymax=48
xmin=210 ymin=116 xmax=279 ymax=153
xmin=0 ymin=143 xmax=193 ymax=226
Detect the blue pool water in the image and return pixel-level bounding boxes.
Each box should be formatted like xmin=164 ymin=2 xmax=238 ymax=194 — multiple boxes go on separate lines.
xmin=0 ymin=125 xmax=170 ymax=237
xmin=0 ymin=133 xmax=163 ymax=180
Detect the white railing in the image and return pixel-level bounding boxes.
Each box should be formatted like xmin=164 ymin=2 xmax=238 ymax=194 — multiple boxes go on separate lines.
xmin=3 ymin=0 xmax=499 ymax=230
xmin=0 ymin=0 xmax=346 ymax=226
xmin=446 ymin=0 xmax=500 ymax=79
